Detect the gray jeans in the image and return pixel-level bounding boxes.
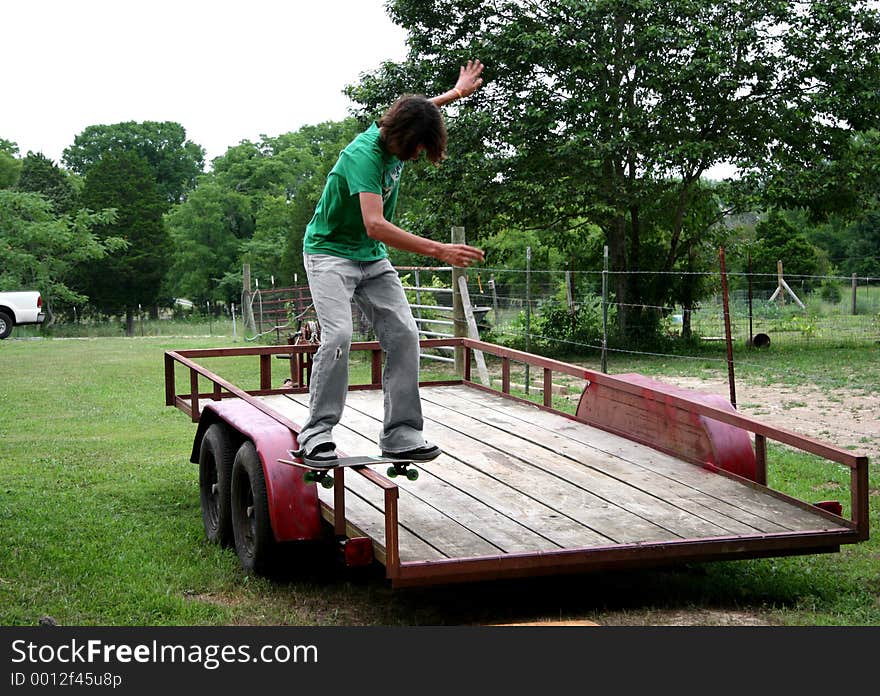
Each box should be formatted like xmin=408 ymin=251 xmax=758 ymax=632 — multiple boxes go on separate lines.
xmin=298 ymin=253 xmax=427 ymax=454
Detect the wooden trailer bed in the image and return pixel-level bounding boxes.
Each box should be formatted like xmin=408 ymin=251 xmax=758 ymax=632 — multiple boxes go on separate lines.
xmin=165 ymin=338 xmax=869 ymax=588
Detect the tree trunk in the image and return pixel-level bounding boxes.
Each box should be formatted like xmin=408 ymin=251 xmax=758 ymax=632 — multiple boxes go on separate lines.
xmin=607 ymin=214 xmax=629 ymax=339
xmin=125 ymin=309 xmax=134 ymax=337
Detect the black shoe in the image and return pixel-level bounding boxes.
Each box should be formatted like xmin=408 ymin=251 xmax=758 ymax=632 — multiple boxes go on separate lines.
xmin=293 ymin=442 xmax=338 ymax=468
xmin=382 ymin=444 xmax=442 ymax=462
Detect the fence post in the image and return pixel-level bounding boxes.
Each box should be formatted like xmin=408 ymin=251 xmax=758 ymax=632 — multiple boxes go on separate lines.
xmin=452 ymin=226 xmax=467 ymax=376
xmin=720 ymin=247 xmax=737 ymax=408
xmin=490 ymin=274 xmax=498 ymax=325
xmin=525 ymin=246 xmax=532 ymax=394
xmin=242 ymin=264 xmax=257 ymax=334
xmin=601 ymin=245 xmax=609 ymax=374
xmin=414 ymin=269 xmax=423 ymax=338
xmin=852 ymin=273 xmax=858 ymax=315
xmin=747 ymin=252 xmax=754 ymax=347
xmin=566 ymin=269 xmax=575 ymax=333
xmin=777 ymin=260 xmax=785 ymax=308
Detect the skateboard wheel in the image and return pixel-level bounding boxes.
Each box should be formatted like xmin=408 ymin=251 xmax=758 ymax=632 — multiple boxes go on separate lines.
xmin=386 ymin=466 xmax=398 ymax=478
xmin=406 ymin=468 xmax=419 ymax=481
xmin=303 ymin=472 xmax=316 ymax=484
xmin=320 ymin=476 xmax=334 ymax=489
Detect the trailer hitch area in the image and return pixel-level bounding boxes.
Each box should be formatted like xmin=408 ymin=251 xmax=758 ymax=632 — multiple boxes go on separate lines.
xmin=339 ymin=537 xmax=374 ymax=568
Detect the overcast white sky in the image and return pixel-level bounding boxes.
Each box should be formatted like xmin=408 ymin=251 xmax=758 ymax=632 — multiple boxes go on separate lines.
xmin=1 ymin=0 xmax=408 ymax=166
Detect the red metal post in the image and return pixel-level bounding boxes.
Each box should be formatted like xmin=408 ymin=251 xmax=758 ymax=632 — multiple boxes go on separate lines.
xmin=719 ymin=247 xmax=737 ymax=408
xmin=189 ymin=369 xmax=200 ymax=422
xmin=852 ymin=456 xmax=870 ymax=540
xmin=371 ymin=349 xmax=382 ymax=386
xmin=164 ymin=353 xmax=175 ymax=406
xmin=260 ymin=354 xmax=271 ymax=391
xmin=384 ymin=487 xmax=400 ymax=579
xmin=754 ymin=434 xmax=767 ymax=485
xmin=334 ymin=468 xmax=347 ymax=537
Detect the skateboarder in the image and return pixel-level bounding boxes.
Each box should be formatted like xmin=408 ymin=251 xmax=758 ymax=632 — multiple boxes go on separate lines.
xmin=295 ymin=60 xmax=486 ymax=467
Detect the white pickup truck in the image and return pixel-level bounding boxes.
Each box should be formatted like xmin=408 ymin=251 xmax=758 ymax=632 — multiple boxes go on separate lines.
xmin=0 ymin=291 xmax=46 ymax=339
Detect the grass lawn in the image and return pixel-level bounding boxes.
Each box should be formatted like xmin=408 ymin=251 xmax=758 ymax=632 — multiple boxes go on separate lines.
xmin=1 ymin=336 xmax=878 ymax=626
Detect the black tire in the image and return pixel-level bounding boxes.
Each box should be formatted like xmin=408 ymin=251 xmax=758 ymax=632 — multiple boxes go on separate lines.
xmin=199 ymin=423 xmax=235 ymax=546
xmin=230 ymin=440 xmax=277 ymax=574
xmin=0 ymin=311 xmax=13 ymax=339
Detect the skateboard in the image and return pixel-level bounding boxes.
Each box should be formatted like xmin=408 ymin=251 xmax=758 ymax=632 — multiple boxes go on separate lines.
xmin=277 ymin=453 xmax=420 ymax=488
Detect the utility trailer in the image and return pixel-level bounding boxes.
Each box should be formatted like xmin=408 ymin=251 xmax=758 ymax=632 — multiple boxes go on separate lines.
xmin=164 ymin=338 xmax=869 ymax=588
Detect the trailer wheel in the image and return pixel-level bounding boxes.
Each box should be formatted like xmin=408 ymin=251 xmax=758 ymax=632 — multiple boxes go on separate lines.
xmin=0 ymin=311 xmax=13 ymax=339
xmin=198 ymin=423 xmax=234 ymax=546
xmin=230 ymin=440 xmax=276 ymax=574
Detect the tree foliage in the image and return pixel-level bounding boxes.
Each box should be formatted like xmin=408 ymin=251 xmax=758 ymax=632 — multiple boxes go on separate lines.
xmin=16 ymin=152 xmax=79 ymax=214
xmin=79 ymin=151 xmax=169 ymax=322
xmin=0 ymin=189 xmax=121 ymax=305
xmin=750 ymin=211 xmax=823 ymax=291
xmin=0 ymin=139 xmax=21 ymax=189
xmin=348 ymin=0 xmax=880 ymax=339
xmin=63 ymin=121 xmax=205 ymax=204
xmin=163 ymin=120 xmax=360 ymax=304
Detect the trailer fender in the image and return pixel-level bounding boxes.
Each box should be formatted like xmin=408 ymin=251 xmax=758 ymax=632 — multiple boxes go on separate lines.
xmin=576 ymin=373 xmax=757 ymax=481
xmin=191 ymin=400 xmax=322 ymax=542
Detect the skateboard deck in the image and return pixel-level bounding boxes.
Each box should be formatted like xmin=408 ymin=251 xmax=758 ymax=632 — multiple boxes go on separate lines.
xmin=277 ymin=453 xmax=420 ymax=488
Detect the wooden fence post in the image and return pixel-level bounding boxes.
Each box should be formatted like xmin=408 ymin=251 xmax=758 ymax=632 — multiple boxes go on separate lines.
xmin=451 ymin=226 xmax=467 ymax=376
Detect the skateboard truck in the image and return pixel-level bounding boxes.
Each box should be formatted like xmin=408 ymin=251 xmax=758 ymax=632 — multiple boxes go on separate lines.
xmin=385 ymin=461 xmax=419 ymax=481
xmin=278 ymin=453 xmax=420 ymax=488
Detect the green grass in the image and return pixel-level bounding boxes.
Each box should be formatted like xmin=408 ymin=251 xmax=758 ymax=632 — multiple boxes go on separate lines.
xmin=1 ymin=336 xmax=878 ymax=626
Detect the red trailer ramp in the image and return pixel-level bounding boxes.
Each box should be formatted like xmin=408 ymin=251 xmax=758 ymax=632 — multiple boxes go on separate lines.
xmin=165 ymin=338 xmax=869 ymax=588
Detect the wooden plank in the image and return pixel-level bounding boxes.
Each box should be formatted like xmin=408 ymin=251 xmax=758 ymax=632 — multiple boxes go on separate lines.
xmin=409 ymin=399 xmax=734 ymax=540
xmin=276 ymin=394 xmax=569 ymax=554
xmin=263 ymin=395 xmax=545 ymax=558
xmin=317 ymin=496 xmax=445 ymax=564
xmin=422 ymin=388 xmax=781 ymax=535
xmin=341 ymin=391 xmax=687 ymax=544
xmin=433 ymin=385 xmax=848 ymax=533
xmin=315 ymin=399 xmax=611 ymax=549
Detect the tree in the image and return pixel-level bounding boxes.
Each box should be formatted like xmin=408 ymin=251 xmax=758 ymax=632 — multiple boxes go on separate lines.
xmin=163 ymin=120 xmax=361 ymax=304
xmin=348 ymin=0 xmax=880 ymax=339
xmin=63 ymin=121 xmax=204 ymax=204
xmin=0 ymin=190 xmax=122 ymax=306
xmin=750 ymin=211 xmax=823 ymax=293
xmin=0 ymin=139 xmax=21 ymax=189
xmin=79 ymin=151 xmax=169 ymax=333
xmin=164 ymin=180 xmax=252 ymax=305
xmin=16 ymin=152 xmax=79 ymax=214
xmin=842 ymin=210 xmax=880 ymax=277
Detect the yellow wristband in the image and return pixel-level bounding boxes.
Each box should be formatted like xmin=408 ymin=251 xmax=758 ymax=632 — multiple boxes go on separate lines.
xmin=453 ymin=88 xmax=464 ymax=99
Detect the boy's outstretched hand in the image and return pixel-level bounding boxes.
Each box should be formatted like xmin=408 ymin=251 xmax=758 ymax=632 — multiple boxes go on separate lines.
xmin=438 ymin=242 xmax=485 ymax=268
xmin=454 ymin=59 xmax=484 ymax=98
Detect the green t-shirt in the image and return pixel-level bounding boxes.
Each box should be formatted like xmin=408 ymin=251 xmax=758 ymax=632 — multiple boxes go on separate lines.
xmin=303 ymin=122 xmax=404 ymax=261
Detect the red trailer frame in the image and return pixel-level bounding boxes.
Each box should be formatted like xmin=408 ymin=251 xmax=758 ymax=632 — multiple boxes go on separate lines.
xmin=165 ymin=338 xmax=869 ymax=587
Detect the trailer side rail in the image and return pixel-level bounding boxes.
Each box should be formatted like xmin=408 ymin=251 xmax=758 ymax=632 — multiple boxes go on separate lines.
xmin=165 ymin=337 xmax=869 ymax=584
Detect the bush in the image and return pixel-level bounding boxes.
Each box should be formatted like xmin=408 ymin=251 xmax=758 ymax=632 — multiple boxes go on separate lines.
xmin=820 ymin=280 xmax=842 ymax=304
xmin=504 ymin=293 xmax=608 ymax=357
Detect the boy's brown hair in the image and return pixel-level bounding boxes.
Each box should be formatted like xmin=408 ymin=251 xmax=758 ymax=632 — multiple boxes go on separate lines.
xmin=379 ymin=95 xmax=447 ymax=163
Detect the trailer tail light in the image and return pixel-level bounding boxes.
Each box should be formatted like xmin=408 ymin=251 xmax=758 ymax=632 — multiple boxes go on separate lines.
xmin=814 ymin=500 xmax=843 ymax=516
xmin=342 ymin=537 xmax=374 ymax=567
xmin=37 ymin=295 xmax=42 ymax=308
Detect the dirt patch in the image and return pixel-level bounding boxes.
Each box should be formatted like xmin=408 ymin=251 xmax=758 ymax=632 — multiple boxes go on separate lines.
xmin=653 ymin=375 xmax=880 ymax=462
xmin=597 ymin=608 xmax=775 ymax=626
xmin=541 ymin=370 xmax=879 ymax=462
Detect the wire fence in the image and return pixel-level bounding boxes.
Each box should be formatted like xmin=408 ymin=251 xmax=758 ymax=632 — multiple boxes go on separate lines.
xmin=242 ymin=264 xmax=879 ymax=372
xmin=31 ymin=261 xmax=875 ymax=382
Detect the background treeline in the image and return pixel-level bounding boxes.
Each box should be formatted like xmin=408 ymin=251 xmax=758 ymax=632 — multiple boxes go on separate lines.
xmin=2 ymin=0 xmax=879 ymax=342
